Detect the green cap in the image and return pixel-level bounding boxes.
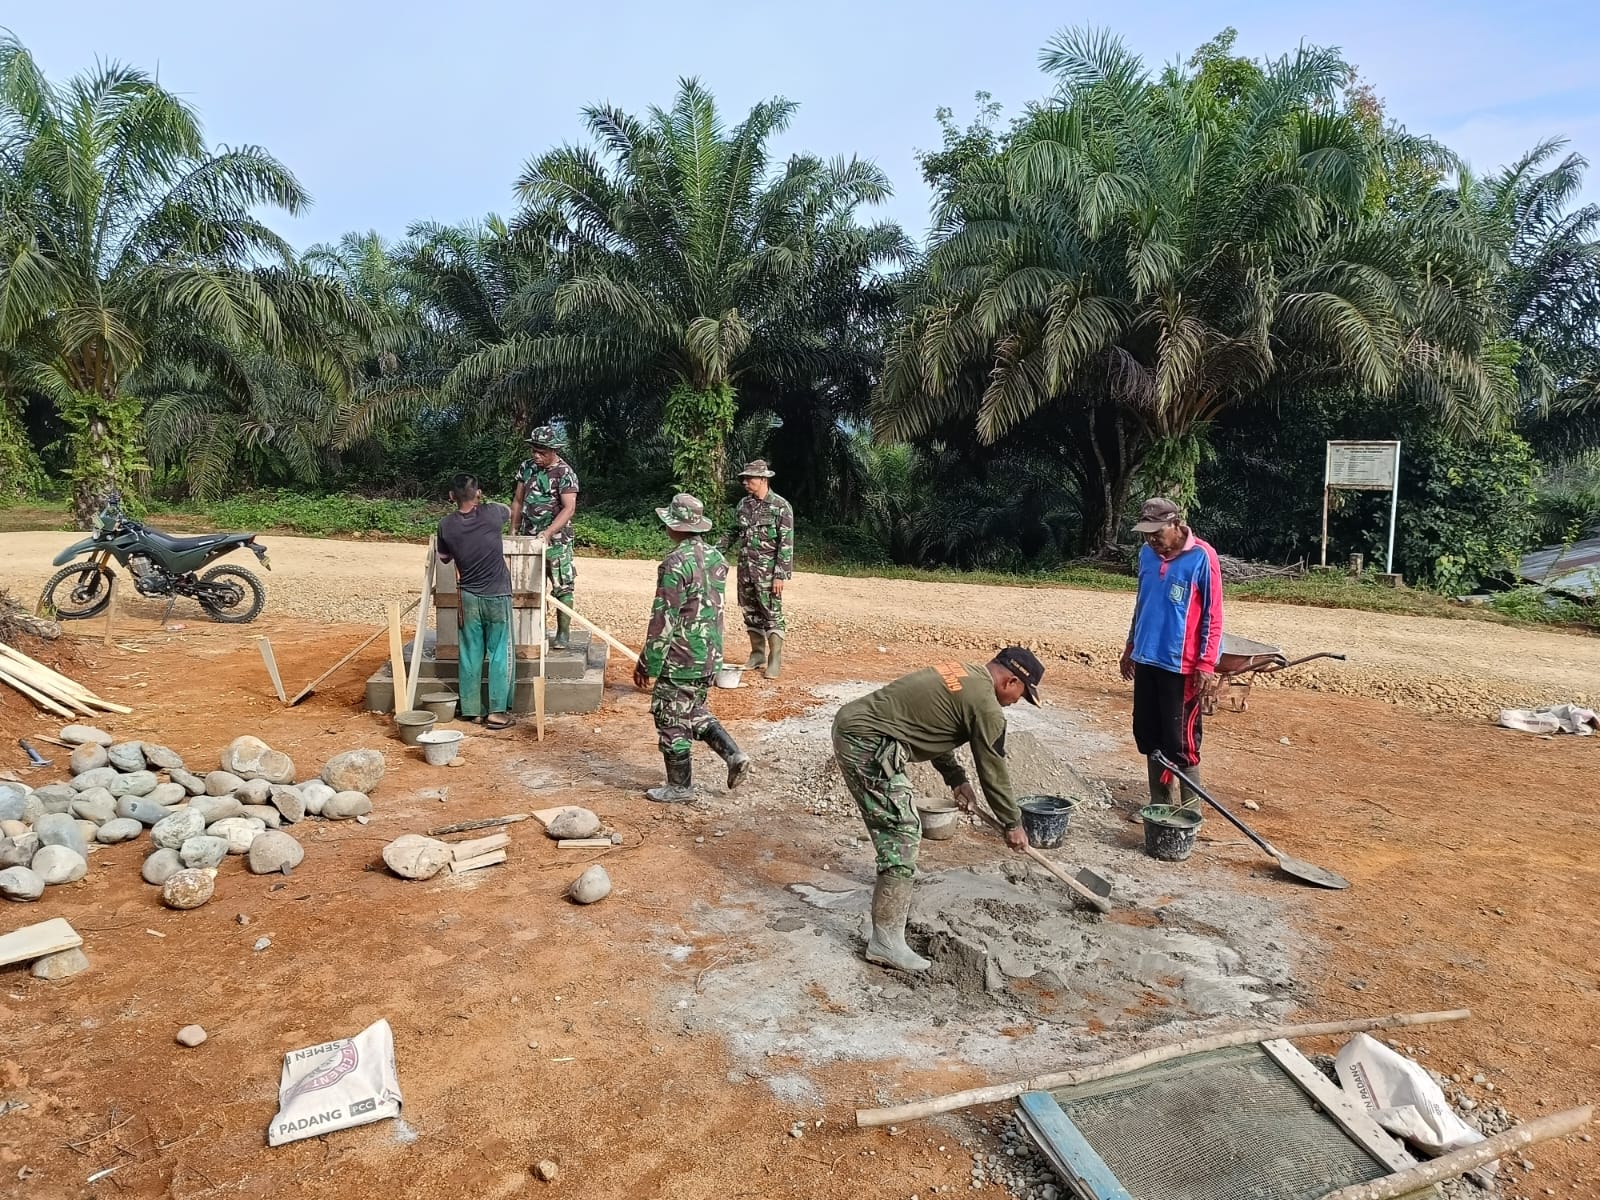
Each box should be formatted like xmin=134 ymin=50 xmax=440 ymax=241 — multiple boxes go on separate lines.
xmin=656 ymin=493 xmax=713 ymax=534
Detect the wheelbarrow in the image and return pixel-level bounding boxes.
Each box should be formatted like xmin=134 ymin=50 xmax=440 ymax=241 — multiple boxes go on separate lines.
xmin=1209 ymin=634 xmax=1345 ymax=714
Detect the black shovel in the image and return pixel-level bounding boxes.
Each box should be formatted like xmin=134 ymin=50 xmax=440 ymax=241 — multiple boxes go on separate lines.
xmin=1151 ymin=751 xmax=1350 ymax=890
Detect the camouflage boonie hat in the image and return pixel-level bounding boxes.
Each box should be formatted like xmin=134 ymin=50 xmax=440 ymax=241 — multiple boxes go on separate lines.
xmin=656 ymin=493 xmax=713 ymax=534
xmin=737 ymin=458 xmax=775 ymax=479
xmin=526 ymin=424 xmax=566 ymax=451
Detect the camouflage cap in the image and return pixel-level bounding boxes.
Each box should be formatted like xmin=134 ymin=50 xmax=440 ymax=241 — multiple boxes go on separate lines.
xmin=526 ymin=424 xmax=567 ymax=451
xmin=656 ymin=492 xmax=713 ymax=534
xmin=737 ymin=459 xmax=776 ymax=479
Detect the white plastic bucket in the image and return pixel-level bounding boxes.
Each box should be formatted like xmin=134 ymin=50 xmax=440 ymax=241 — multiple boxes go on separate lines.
xmin=416 ymin=728 xmax=464 ymax=766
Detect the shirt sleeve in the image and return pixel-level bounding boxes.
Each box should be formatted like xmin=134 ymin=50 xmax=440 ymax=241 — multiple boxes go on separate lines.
xmin=436 ymin=521 xmax=454 ymax=562
xmin=1194 ymin=543 xmax=1224 ymax=673
xmin=929 ymin=750 xmax=968 ymax=789
xmin=490 ymin=503 xmax=511 ymax=530
xmin=642 ymin=557 xmax=678 ymax=677
xmin=775 ymin=499 xmax=795 ymax=580
xmin=970 ymin=711 xmax=1020 ymax=828
xmin=558 ymin=464 xmax=579 ymax=496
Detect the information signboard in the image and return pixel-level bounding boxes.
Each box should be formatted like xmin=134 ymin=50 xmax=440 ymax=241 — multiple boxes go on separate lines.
xmin=1322 ymin=441 xmax=1402 ymax=574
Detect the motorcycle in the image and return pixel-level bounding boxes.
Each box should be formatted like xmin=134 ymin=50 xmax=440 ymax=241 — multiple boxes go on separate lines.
xmin=40 ymin=495 xmax=272 ymax=624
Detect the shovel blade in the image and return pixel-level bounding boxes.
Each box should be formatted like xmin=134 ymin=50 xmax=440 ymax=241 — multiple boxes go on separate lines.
xmin=1074 ymin=867 xmax=1112 ymax=898
xmin=1278 ymin=854 xmax=1350 ymax=890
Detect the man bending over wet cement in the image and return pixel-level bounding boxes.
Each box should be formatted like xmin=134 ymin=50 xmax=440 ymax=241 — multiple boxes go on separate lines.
xmin=830 ymin=648 xmax=1043 ymax=972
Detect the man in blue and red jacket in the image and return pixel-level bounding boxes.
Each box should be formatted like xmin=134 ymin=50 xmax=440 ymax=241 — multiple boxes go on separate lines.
xmin=1118 ymin=497 xmax=1224 ymax=808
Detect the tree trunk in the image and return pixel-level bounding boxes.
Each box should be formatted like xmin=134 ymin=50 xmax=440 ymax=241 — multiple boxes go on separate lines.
xmin=664 ymin=381 xmax=736 ymax=513
xmin=65 ymin=392 xmax=141 ymax=529
xmin=1071 ymin=403 xmax=1140 ymax=557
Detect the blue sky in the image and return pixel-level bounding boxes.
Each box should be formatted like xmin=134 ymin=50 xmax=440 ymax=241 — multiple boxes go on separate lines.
xmin=9 ymin=0 xmax=1600 ymax=250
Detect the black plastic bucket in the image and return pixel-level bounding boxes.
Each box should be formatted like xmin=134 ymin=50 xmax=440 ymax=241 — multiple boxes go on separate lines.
xmin=1141 ymin=805 xmax=1201 ymax=861
xmin=1019 ymin=796 xmax=1075 ymax=850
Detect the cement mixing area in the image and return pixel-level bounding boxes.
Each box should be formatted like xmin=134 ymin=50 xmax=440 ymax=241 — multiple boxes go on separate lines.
xmin=0 ymin=533 xmax=1597 ymax=1200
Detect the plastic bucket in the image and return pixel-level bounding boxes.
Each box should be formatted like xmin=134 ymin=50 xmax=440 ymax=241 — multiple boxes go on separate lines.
xmin=419 ymin=691 xmax=458 ymax=722
xmin=1018 ymin=795 xmax=1075 ymax=849
xmin=714 ymin=667 xmax=743 ymax=689
xmin=416 ymin=729 xmax=464 ymax=766
xmin=1141 ymin=805 xmax=1202 ymax=862
xmin=918 ymin=806 xmax=959 ymax=841
xmin=396 ymin=710 xmax=437 ymax=746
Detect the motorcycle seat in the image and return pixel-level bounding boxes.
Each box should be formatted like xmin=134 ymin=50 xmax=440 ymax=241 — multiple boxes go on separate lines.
xmin=144 ymin=530 xmax=249 ymax=553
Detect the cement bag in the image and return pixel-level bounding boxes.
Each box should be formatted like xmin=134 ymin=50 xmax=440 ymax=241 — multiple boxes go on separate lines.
xmin=268 ymin=1018 xmax=402 ymax=1146
xmin=1335 ymin=1033 xmax=1482 ymax=1155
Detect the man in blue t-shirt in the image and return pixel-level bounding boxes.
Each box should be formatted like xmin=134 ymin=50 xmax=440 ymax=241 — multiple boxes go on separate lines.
xmin=1119 ymin=497 xmax=1224 ymax=809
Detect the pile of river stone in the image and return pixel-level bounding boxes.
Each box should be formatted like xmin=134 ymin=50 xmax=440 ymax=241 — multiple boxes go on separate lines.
xmin=0 ymin=724 xmax=387 ymax=911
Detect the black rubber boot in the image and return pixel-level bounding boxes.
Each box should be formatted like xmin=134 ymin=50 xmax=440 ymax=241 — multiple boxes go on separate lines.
xmin=645 ymin=749 xmax=694 ymax=803
xmin=700 ymin=720 xmax=751 ymax=789
xmin=552 ymin=610 xmax=572 ymax=650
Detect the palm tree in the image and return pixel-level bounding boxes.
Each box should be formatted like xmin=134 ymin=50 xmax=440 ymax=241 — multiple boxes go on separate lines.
xmin=875 ymin=28 xmax=1510 ymax=551
xmin=453 ymin=78 xmax=903 ymax=506
xmin=0 ymin=33 xmax=365 ymax=520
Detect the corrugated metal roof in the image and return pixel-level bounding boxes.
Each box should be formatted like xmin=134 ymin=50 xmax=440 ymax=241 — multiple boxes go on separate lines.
xmin=1518 ymin=534 xmax=1600 ymax=598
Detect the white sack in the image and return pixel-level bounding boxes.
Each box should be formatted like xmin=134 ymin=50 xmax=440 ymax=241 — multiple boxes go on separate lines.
xmin=268 ymin=1018 xmax=402 ymax=1147
xmin=1335 ymin=1033 xmax=1483 ymax=1156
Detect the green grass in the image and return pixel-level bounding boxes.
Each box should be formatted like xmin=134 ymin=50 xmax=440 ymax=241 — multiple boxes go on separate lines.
xmin=5 ymin=491 xmax=1595 ymax=633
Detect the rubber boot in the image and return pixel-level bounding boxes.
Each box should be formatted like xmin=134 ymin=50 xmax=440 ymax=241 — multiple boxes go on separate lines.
xmin=865 ymin=874 xmax=930 ymax=973
xmin=764 ymin=633 xmax=785 ymax=680
xmin=645 ymin=749 xmax=694 ymax=803
xmin=1146 ymin=756 xmax=1181 ymax=809
xmin=701 ymin=720 xmax=751 ymax=789
xmin=1176 ymin=761 xmax=1203 ymax=812
xmin=552 ymin=610 xmax=572 ymax=650
xmin=743 ymin=629 xmax=767 ymax=671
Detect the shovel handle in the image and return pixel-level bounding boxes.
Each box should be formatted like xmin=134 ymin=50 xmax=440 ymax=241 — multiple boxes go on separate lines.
xmin=1151 ymin=751 xmax=1279 ymax=859
xmin=970 ymin=806 xmax=1111 ymax=914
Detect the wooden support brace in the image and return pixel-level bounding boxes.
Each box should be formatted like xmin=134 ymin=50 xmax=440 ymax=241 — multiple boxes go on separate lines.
xmin=256 ymin=636 xmax=286 ymax=703
xmin=429 ymin=813 xmax=529 ymax=837
xmin=101 ymin=574 xmax=119 ymax=647
xmin=288 ymin=597 xmax=419 ymax=706
xmin=545 ymin=595 xmax=640 ymax=663
xmin=449 ymin=833 xmax=510 ymax=861
xmin=405 ymin=543 xmax=436 ymax=713
xmin=557 ymin=838 xmax=614 ymax=849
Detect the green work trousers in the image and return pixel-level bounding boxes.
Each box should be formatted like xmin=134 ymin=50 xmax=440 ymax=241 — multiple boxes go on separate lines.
xmin=458 ymin=591 xmax=513 ymax=717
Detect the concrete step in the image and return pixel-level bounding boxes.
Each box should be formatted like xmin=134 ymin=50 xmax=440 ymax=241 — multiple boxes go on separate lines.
xmin=365 ymin=660 xmax=605 ymax=716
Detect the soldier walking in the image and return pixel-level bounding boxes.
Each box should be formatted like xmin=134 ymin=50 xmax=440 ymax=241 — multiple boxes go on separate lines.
xmin=723 ymin=459 xmax=794 ymax=679
xmin=510 ymin=425 xmax=580 ymax=648
xmin=633 ymin=493 xmax=752 ymax=803
xmin=830 ymin=648 xmax=1043 ymax=972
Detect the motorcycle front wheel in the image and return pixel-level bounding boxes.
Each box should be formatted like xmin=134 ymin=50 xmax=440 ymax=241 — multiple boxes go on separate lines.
xmin=196 ymin=564 xmax=266 ymax=624
xmin=39 ymin=562 xmax=115 ymax=620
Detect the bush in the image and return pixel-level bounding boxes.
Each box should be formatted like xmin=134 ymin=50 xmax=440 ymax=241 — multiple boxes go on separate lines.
xmin=207 ymin=492 xmax=439 ymax=539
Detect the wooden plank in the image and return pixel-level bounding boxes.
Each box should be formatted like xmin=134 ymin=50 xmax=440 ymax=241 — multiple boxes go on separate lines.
xmin=545 ymin=595 xmax=640 ymax=664
xmin=429 ymin=813 xmax=529 ymax=837
xmin=530 ymin=807 xmax=570 ymax=828
xmin=387 ymin=601 xmax=408 ymax=715
xmin=405 ymin=544 xmax=436 ymax=711
xmin=557 ymin=838 xmax=613 ymax=849
xmin=534 ymin=590 xmax=547 ymax=743
xmin=288 ymin=598 xmax=419 ymax=706
xmin=449 ymin=833 xmax=510 ymax=861
xmin=432 ymin=591 xmax=545 ymax=609
xmin=1016 ymin=1091 xmax=1133 ymax=1200
xmin=1260 ymin=1040 xmax=1421 ymax=1175
xmin=101 ymin=574 xmax=119 ymax=647
xmin=256 ymin=636 xmax=286 ymax=703
xmin=0 ymin=662 xmax=79 ymax=719
xmin=0 ymin=918 xmax=83 ymax=967
xmin=450 ymin=849 xmax=507 ymax=874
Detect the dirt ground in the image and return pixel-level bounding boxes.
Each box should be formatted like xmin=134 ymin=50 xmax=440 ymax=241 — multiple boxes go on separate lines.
xmin=0 ymin=532 xmax=1597 ymax=1199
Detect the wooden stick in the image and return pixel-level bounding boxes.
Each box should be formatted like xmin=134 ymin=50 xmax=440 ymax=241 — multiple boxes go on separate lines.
xmin=0 ymin=663 xmax=79 ymax=718
xmin=429 ymin=814 xmax=530 ymax=837
xmin=387 ymin=600 xmax=408 ymax=716
xmin=101 ymin=574 xmax=119 ymax=648
xmin=288 ymin=598 xmax=420 ymax=706
xmin=970 ymin=804 xmax=1109 ymax=914
xmin=558 ymin=838 xmax=614 ymax=849
xmin=405 ymin=544 xmax=435 ymax=712
xmin=545 ymin=595 xmax=640 ymax=663
xmin=1316 ymin=1106 xmax=1593 ymax=1200
xmin=256 ymin=636 xmax=286 ymax=703
xmin=450 ymin=849 xmax=507 ymax=874
xmin=449 ymin=833 xmax=510 ymax=861
xmin=853 ymin=1009 xmax=1472 ymax=1127
xmin=0 ymin=643 xmax=130 ymax=712
xmin=0 ymin=661 xmax=94 ymax=715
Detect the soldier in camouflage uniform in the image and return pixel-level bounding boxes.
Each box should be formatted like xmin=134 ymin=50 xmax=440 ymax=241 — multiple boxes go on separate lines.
xmin=830 ymin=648 xmax=1045 ymax=971
xmin=510 ymin=426 xmax=580 ymax=648
xmin=722 ymin=459 xmax=795 ymax=680
xmin=633 ymin=493 xmax=753 ymax=803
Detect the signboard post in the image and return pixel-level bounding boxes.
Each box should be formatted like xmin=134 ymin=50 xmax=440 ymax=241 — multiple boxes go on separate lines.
xmin=1321 ymin=441 xmax=1402 ymax=574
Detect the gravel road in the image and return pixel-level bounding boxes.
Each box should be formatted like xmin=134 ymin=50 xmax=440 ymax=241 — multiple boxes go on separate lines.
xmin=5 ymin=530 xmax=1595 ymax=715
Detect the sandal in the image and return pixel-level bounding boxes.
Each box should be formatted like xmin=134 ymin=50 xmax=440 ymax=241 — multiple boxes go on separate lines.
xmin=484 ymin=714 xmax=515 ymax=730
